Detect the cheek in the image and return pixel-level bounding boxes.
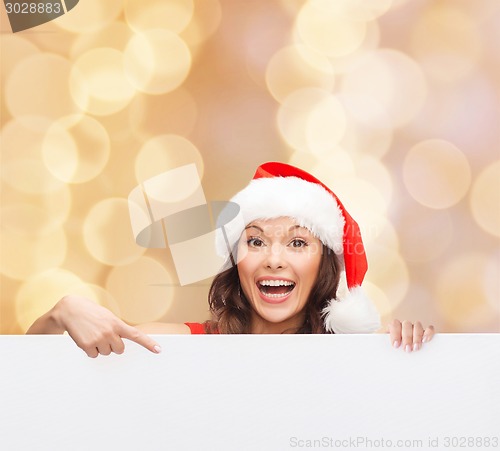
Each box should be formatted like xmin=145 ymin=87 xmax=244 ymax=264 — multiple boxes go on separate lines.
xmin=295 ymin=254 xmax=321 ymax=286
xmin=236 ymin=255 xmax=258 ymax=285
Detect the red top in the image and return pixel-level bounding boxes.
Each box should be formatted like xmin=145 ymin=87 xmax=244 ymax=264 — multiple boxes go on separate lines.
xmin=184 ymin=322 xmax=207 ymax=334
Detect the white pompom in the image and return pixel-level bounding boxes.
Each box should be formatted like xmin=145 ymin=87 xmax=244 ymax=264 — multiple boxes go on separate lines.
xmin=322 ymin=286 xmax=381 ymax=334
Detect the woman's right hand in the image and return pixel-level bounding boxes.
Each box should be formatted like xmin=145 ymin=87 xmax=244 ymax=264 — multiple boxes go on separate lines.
xmin=31 ymin=295 xmax=162 ymax=358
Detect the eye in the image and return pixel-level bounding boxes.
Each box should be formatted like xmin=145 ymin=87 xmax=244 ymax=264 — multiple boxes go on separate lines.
xmin=247 ymin=237 xmax=265 ymax=248
xmin=289 ymin=238 xmax=308 ymax=248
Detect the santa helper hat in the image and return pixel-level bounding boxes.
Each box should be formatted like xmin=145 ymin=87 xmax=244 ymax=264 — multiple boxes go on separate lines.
xmin=222 ymin=162 xmax=381 ymax=334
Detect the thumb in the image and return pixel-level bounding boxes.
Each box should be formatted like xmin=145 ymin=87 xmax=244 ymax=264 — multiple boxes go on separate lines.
xmin=120 ymin=324 xmax=162 ymax=354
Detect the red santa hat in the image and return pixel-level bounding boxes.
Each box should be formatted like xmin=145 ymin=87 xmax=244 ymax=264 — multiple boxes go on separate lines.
xmin=217 ymin=161 xmax=381 ymax=334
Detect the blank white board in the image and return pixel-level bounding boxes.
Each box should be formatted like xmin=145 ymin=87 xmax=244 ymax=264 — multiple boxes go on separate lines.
xmin=1 ymin=334 xmax=499 ymax=451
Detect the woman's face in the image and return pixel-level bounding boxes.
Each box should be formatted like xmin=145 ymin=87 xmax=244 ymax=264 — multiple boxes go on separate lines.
xmin=236 ymin=217 xmax=322 ymax=333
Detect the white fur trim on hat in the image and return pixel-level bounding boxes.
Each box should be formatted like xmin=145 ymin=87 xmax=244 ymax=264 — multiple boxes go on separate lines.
xmin=217 ymin=176 xmax=345 ymax=257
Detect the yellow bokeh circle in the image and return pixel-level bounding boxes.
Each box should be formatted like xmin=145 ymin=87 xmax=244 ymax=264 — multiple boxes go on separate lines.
xmin=70 ymin=21 xmax=132 ymax=59
xmin=311 ymin=149 xmax=356 ymax=181
xmin=309 ymin=0 xmax=394 ymax=21
xmin=315 ymin=169 xmax=389 ymax=228
xmin=70 ymin=48 xmax=136 ymax=116
xmin=54 ymin=0 xmax=123 ymax=34
xmin=0 ymin=117 xmax=68 ymax=194
xmin=0 ymin=228 xmax=67 ymax=281
xmin=339 ymin=94 xmax=393 ymax=158
xmin=180 ymin=0 xmax=222 ymax=48
xmin=435 ymin=254 xmax=492 ymax=329
xmin=125 ymin=0 xmax=194 ymax=34
xmin=296 ymin=1 xmax=367 ymax=57
xmin=128 ymin=88 xmax=198 ymax=140
xmin=363 ymin=280 xmax=391 ymax=319
xmin=364 ymin=243 xmax=410 ymax=309
xmin=340 ymin=49 xmax=427 ymax=127
xmin=105 ymin=256 xmax=174 ymax=324
xmin=83 ymin=198 xmax=146 ymax=266
xmin=5 ymin=53 xmax=85 ymax=121
xmin=124 ymin=29 xmax=192 ymax=95
xmin=15 ymin=268 xmax=94 ymax=332
xmin=277 ymin=88 xmax=347 ymax=153
xmin=265 ymin=44 xmax=335 ymax=104
xmin=42 ymin=115 xmax=111 ymax=184
xmin=0 ymin=182 xmax=71 ymax=235
xmin=399 ymin=205 xmax=453 ymax=263
xmin=0 ymin=35 xmax=39 ymax=91
xmin=469 ymin=160 xmax=500 ymax=238
xmin=483 ymin=251 xmax=500 ymax=312
xmin=411 ymin=5 xmax=481 ymax=82
xmin=403 ymin=139 xmax=471 ymax=209
xmin=135 ymin=134 xmax=204 ymax=186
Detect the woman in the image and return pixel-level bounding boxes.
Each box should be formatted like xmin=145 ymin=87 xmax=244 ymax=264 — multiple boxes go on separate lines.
xmin=27 ymin=162 xmax=435 ymax=356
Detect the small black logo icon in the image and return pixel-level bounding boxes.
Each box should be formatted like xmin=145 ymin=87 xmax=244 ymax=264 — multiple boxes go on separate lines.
xmin=3 ymin=0 xmax=79 ymax=33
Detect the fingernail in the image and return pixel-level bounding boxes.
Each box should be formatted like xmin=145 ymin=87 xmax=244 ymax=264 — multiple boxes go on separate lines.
xmin=413 ymin=343 xmax=420 ymax=352
xmin=405 ymin=344 xmax=412 ymax=353
xmin=154 ymin=345 xmax=162 ymax=354
xmin=422 ymin=336 xmax=427 ymax=343
xmin=393 ymin=340 xmax=400 ymax=348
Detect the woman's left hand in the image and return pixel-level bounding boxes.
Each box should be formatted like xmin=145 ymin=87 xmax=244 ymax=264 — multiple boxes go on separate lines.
xmin=387 ymin=319 xmax=435 ymax=352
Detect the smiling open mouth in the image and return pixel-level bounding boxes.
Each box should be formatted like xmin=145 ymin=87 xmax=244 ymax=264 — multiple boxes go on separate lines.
xmin=257 ymin=280 xmax=296 ymax=298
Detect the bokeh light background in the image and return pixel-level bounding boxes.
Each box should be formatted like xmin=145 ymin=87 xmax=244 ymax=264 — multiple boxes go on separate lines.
xmin=1 ymin=0 xmax=499 ymax=334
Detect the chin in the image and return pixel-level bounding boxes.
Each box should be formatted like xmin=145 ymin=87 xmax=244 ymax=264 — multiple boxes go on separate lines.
xmin=256 ymin=303 xmax=301 ymax=325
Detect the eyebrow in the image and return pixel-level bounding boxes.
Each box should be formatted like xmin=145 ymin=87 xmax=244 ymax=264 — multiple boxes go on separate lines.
xmin=289 ymin=225 xmax=306 ymax=232
xmin=244 ymin=224 xmax=309 ymax=233
xmin=244 ymin=225 xmax=263 ymax=232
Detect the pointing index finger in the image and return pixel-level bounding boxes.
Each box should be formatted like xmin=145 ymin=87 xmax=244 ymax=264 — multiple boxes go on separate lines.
xmin=120 ymin=323 xmax=162 ymax=354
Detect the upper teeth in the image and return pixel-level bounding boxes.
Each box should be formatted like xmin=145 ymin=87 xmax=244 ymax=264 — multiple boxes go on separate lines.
xmin=259 ymin=280 xmax=294 ymax=286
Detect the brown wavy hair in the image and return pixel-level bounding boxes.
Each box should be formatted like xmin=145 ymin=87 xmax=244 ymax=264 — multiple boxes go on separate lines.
xmin=203 ymin=244 xmax=342 ymax=334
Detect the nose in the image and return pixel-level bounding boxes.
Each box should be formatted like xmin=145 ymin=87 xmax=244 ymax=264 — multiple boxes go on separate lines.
xmin=263 ymin=242 xmax=287 ymax=270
